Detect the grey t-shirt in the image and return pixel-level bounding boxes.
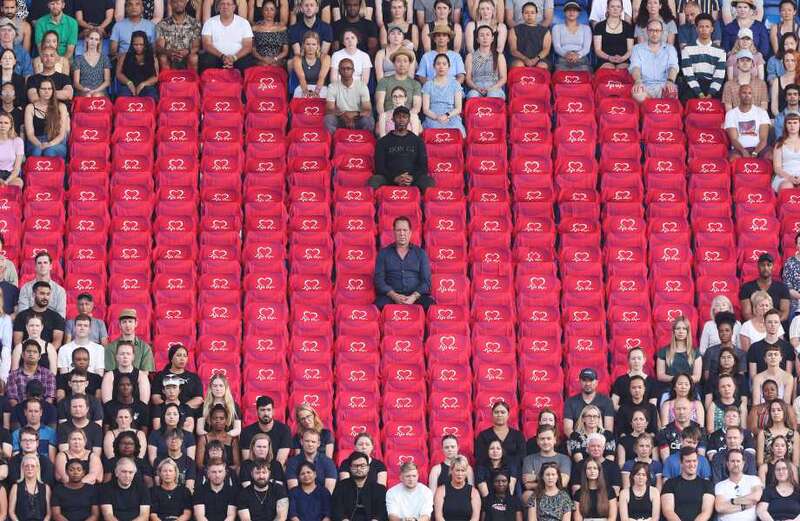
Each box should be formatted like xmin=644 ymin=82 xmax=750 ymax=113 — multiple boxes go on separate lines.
xmin=64 ymin=317 xmax=108 ymax=344
xmin=563 ymin=393 xmax=615 ymax=423
xmin=522 ymin=453 xmax=572 ymax=477
xmin=326 ymin=80 xmax=371 ymax=112
xmin=506 ymin=0 xmax=553 ymax=25
xmin=413 ymin=0 xmax=463 ymax=23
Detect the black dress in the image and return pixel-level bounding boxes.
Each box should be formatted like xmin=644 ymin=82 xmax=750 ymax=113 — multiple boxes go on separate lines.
xmin=593 ymin=20 xmax=634 ymax=68
xmin=442 ymin=482 xmax=473 ymax=521
xmin=626 ymin=487 xmax=652 ymax=520
xmin=15 ymin=482 xmax=48 ymax=521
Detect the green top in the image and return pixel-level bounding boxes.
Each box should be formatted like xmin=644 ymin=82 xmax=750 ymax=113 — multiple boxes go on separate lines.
xmin=35 ymin=13 xmax=79 ymax=56
xmin=104 ymin=337 xmax=155 ymax=372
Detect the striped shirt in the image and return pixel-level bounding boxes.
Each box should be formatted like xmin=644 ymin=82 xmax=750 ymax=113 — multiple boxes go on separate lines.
xmin=680 ymin=39 xmax=727 ymax=97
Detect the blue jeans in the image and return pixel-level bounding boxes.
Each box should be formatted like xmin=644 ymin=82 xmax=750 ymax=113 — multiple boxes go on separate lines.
xmin=117 ymin=84 xmax=159 ymax=100
xmin=28 ymin=135 xmax=67 ymax=158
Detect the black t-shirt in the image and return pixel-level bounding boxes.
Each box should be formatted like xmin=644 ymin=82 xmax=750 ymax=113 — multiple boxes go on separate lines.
xmin=569 ymin=459 xmax=622 ymax=491
xmin=614 ymin=401 xmax=660 ymax=437
xmin=150 ymin=485 xmax=192 ymax=520
xmin=573 ymin=486 xmax=617 ymax=518
xmin=150 ymin=402 xmax=199 ymax=427
xmin=661 ymin=476 xmax=714 ymax=521
xmin=73 ymin=0 xmax=114 ymax=25
xmin=747 ymin=338 xmax=795 ymax=374
xmin=57 ymin=371 xmax=102 ymax=398
xmin=56 ymin=395 xmax=103 ymax=424
xmin=611 ymin=374 xmax=658 ymax=404
xmin=482 ymin=493 xmax=524 ymax=521
xmin=13 ymin=307 xmax=65 ymax=343
xmin=331 ymin=17 xmax=378 ymax=50
xmin=151 ymin=370 xmax=204 ymax=404
xmin=52 ymin=483 xmax=98 ymax=521
xmin=100 ymin=481 xmax=151 ymax=521
xmin=241 ymin=421 xmax=292 ymax=455
xmin=193 ymin=481 xmax=240 ymax=521
xmin=763 ymin=485 xmax=800 ymax=521
xmin=26 ymin=72 xmax=72 ymax=95
xmin=739 ymin=280 xmax=791 ymax=310
xmin=237 ymin=483 xmax=288 ymax=521
xmin=103 ymin=400 xmax=150 ymax=429
xmin=56 ymin=420 xmax=102 ymax=450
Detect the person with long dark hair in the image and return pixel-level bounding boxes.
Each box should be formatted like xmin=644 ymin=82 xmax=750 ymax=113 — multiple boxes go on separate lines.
xmin=475 ymin=440 xmax=519 ymax=497
xmin=572 ymin=459 xmax=617 ymax=521
xmin=527 ymin=462 xmax=572 ymax=521
xmin=464 ymin=25 xmax=506 ymax=98
xmin=618 ymin=462 xmax=659 ymax=521
xmin=757 ymin=458 xmax=800 ymax=520
xmin=23 ymin=77 xmax=67 ymax=157
xmin=116 ymin=30 xmax=158 ymax=99
xmin=773 ymin=113 xmax=800 ymax=192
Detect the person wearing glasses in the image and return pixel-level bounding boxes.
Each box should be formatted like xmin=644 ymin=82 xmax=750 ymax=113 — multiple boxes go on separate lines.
xmin=629 ymin=18 xmax=678 ymax=102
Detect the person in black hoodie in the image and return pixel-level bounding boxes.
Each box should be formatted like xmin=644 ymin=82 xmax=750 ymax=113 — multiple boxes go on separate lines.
xmin=370 ymin=106 xmax=433 ymax=193
xmin=331 ymin=452 xmax=387 ymax=521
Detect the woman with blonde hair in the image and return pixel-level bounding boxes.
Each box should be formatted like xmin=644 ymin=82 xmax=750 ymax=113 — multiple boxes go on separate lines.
xmin=740 ymin=290 xmax=785 ymax=351
xmin=292 ymin=404 xmax=334 ymax=457
xmin=433 ymin=455 xmax=481 ymax=521
xmin=656 ymin=317 xmax=702 ymax=395
xmin=240 ymin=433 xmax=285 ymax=487
xmin=9 ymin=453 xmax=49 ymax=521
xmin=151 ymin=458 xmax=192 ymax=521
xmin=726 ymin=31 xmax=765 ymax=80
xmin=338 ymin=433 xmax=387 ymax=484
xmin=698 ymin=296 xmax=741 ymax=353
xmin=292 ymin=31 xmax=330 ymax=98
xmin=465 ymin=0 xmax=506 ymax=53
xmin=567 ymin=406 xmax=616 ymax=463
xmin=54 ymin=429 xmax=103 ymax=484
xmin=197 ymin=373 xmax=241 ymax=437
xmin=72 ymin=28 xmax=112 ymax=97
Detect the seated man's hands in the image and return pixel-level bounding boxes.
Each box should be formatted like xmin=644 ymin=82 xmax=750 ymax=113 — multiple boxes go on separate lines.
xmin=393 ymin=173 xmax=413 ymax=186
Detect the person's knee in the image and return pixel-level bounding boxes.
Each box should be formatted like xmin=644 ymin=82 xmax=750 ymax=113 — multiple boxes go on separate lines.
xmin=187 ymin=53 xmax=199 ymax=70
xmin=158 ymin=54 xmax=171 ymax=70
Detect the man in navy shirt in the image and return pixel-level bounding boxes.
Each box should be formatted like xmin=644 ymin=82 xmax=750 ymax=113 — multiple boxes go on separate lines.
xmin=373 ymin=216 xmax=433 ymax=310
xmin=289 ymin=0 xmax=333 ymax=55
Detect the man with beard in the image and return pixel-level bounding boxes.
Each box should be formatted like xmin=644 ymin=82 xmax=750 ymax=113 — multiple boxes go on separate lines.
xmin=100 ymin=457 xmax=151 ymax=521
xmin=237 ymin=459 xmax=288 ymax=521
xmin=241 ymin=396 xmax=291 ymax=464
xmin=155 ymin=0 xmax=200 ymax=71
xmin=12 ymin=281 xmax=65 ymax=348
xmin=194 ymin=458 xmax=239 ymax=521
xmin=331 ymin=452 xmax=387 ymax=521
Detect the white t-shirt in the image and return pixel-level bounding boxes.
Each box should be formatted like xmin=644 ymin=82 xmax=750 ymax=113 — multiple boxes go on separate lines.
xmin=714 ymin=474 xmax=762 ymax=521
xmin=57 ymin=341 xmax=105 ymax=375
xmin=386 ymin=483 xmax=434 ymax=519
xmin=789 ymin=314 xmax=800 ymax=341
xmin=739 ymin=319 xmax=785 ymax=344
xmin=331 ymin=48 xmax=373 ymax=83
xmin=724 ymin=106 xmax=771 ymax=150
xmin=201 ymin=14 xmax=254 ymax=56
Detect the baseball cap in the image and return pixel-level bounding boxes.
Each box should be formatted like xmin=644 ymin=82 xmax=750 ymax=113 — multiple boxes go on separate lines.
xmin=163 ymin=375 xmax=183 ymax=387
xmin=736 ymin=49 xmax=754 ymax=61
xmin=737 ymin=27 xmax=753 ymax=39
xmin=0 ymin=18 xmax=16 ymax=32
xmin=564 ymin=1 xmax=582 ymax=10
xmin=579 ymin=368 xmax=598 ymax=380
xmin=118 ymin=308 xmax=138 ymax=320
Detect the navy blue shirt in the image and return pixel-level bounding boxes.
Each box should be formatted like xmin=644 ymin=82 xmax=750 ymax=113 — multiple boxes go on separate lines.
xmin=722 ymin=20 xmax=770 ymax=57
xmin=288 ymin=484 xmax=332 ymax=521
xmin=285 ymin=454 xmax=338 ymax=488
xmin=0 ymin=281 xmax=17 ymax=315
xmin=288 ymin=17 xmax=333 ymax=48
xmin=374 ymin=244 xmax=432 ymax=296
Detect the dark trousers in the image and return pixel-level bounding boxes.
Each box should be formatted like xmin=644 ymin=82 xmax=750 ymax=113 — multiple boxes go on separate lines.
xmin=368 ymin=174 xmax=435 ymax=193
xmin=198 ymin=52 xmax=256 ymax=74
xmin=375 ymin=294 xmax=435 ymax=311
xmin=678 ymin=76 xmax=721 ymax=102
